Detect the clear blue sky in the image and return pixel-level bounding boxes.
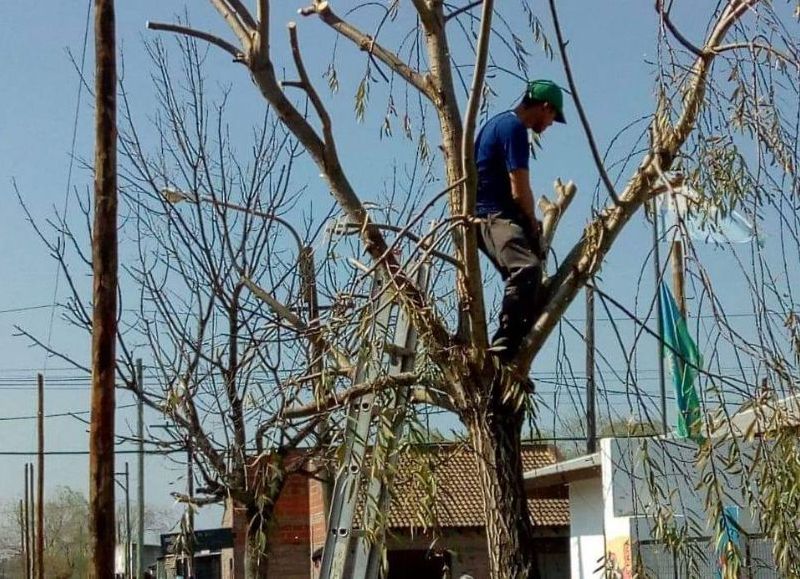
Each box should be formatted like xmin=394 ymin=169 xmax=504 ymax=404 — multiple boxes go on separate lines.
xmin=0 ymin=1 xmax=782 ymax=536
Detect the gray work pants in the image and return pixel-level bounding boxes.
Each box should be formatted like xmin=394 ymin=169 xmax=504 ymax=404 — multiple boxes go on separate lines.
xmin=477 ymin=213 xmax=544 ymax=356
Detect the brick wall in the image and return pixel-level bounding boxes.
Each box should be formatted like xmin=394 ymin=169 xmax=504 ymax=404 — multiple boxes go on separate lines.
xmin=269 ymin=471 xmax=312 ymax=578
xmin=308 ymin=471 xmax=328 ymax=557
xmin=223 ymin=467 xmax=317 ymax=579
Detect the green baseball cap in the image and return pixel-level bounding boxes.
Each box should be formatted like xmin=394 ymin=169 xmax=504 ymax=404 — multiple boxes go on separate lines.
xmin=526 ymin=79 xmax=566 ymax=124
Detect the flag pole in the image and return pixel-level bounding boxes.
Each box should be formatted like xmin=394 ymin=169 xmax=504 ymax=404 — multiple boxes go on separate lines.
xmin=650 ymin=199 xmax=668 ymax=435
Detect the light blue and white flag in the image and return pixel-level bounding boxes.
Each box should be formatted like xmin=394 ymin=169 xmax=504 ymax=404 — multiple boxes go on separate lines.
xmin=657 ymin=175 xmax=759 ymax=246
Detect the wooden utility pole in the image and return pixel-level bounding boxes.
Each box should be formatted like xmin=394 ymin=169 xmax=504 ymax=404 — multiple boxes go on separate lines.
xmin=186 ymin=439 xmax=194 ymax=578
xmin=90 ymin=0 xmax=118 ymax=576
xmin=36 ymin=374 xmax=44 ymax=579
xmin=18 ymin=500 xmax=27 ymax=579
xmin=136 ymin=359 xmax=145 ymax=579
xmin=22 ymin=469 xmax=30 ymax=579
xmin=585 ymin=286 xmax=597 ymax=454
xmin=27 ymin=464 xmax=35 ymax=579
xmin=671 ymin=238 xmax=687 ymax=316
xmin=124 ymin=462 xmax=132 ymax=579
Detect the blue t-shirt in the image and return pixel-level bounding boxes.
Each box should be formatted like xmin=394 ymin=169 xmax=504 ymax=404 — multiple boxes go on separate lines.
xmin=474 ymin=111 xmax=530 ymax=217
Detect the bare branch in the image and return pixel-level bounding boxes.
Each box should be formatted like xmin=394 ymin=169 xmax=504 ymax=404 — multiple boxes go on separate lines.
xmin=287 ymin=22 xmax=333 ymax=143
xmin=538 ymin=178 xmax=577 ymax=256
xmin=333 ymin=222 xmax=460 ymax=266
xmin=209 ymin=0 xmax=254 ymax=46
xmin=146 ymin=21 xmax=242 ymax=60
xmin=299 ymin=1 xmax=434 ymax=100
xmin=280 ymin=371 xmax=419 ymax=420
xmin=241 ymin=275 xmax=352 ymax=371
xmin=257 ymin=0 xmax=268 ymax=59
xmin=672 ymin=0 xmax=761 ymax=146
xmin=345 ymin=177 xmax=466 ymax=281
xmin=225 ymin=0 xmax=257 ymax=29
xmin=245 ymin=48 xmax=456 ymax=366
xmin=13 ymin=326 xmax=91 ymax=374
xmin=458 ymin=0 xmax=494 ymax=350
xmin=410 ymin=387 xmax=456 ymax=413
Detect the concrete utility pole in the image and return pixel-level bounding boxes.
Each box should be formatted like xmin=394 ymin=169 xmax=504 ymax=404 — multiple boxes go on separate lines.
xmin=90 ymin=0 xmax=118 ymax=576
xmin=585 ymin=286 xmax=597 ymax=454
xmin=36 ymin=374 xmax=44 ymax=579
xmin=136 ymin=359 xmax=145 ymax=579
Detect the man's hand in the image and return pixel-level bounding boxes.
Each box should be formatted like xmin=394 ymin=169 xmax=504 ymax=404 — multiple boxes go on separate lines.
xmin=530 ymin=217 xmax=543 ymax=240
xmin=532 ymin=218 xmax=547 ymax=260
xmin=522 ymin=217 xmax=546 ymax=260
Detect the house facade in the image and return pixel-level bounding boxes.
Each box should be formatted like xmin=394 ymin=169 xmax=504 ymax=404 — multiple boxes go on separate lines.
xmin=526 ymin=438 xmax=782 ymax=578
xmin=216 ymin=443 xmax=570 ymax=578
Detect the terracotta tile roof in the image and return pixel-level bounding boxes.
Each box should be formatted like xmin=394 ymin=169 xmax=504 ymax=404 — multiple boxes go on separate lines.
xmin=355 ymin=443 xmax=569 ymax=529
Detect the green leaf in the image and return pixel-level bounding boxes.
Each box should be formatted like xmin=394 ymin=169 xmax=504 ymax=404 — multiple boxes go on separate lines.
xmin=355 ymin=76 xmax=370 ymax=122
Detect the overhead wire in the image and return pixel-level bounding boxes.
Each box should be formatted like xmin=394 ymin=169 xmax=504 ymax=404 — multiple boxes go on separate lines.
xmin=0 ymin=402 xmax=137 ymax=422
xmin=43 ymin=0 xmax=92 ymax=373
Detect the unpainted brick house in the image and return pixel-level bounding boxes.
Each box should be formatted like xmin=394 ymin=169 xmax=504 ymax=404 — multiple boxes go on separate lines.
xmin=219 ymin=443 xmax=569 ymax=579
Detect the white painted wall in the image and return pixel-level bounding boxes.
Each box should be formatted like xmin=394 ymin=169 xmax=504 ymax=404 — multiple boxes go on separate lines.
xmin=569 ymin=477 xmax=605 ymax=579
xmin=602 ymin=438 xmax=632 ymax=576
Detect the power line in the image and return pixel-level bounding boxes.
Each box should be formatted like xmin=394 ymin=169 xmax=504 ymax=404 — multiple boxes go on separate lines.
xmin=0 ymin=305 xmax=52 ymax=315
xmin=0 ymin=302 xmax=768 ymax=322
xmin=0 ymin=449 xmax=181 ymax=457
xmin=44 ymin=0 xmax=92 ymax=374
xmin=0 ymin=402 xmax=137 ymax=422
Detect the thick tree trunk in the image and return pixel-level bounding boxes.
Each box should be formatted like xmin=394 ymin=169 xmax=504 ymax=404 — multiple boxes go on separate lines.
xmin=465 ymin=393 xmax=539 ymax=579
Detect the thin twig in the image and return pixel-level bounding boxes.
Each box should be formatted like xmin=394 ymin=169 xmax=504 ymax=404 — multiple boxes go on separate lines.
xmin=712 ymin=42 xmax=799 ymax=68
xmin=547 ymin=0 xmax=620 ymax=205
xmin=445 ymin=0 xmax=482 ymax=22
xmin=352 ymin=177 xmax=466 ymax=281
xmin=655 ymin=0 xmax=705 ymax=57
xmin=299 ymin=1 xmax=433 ymax=100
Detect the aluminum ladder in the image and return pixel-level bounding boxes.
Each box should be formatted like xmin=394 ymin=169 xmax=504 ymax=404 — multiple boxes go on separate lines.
xmin=319 ymin=263 xmax=429 ymax=579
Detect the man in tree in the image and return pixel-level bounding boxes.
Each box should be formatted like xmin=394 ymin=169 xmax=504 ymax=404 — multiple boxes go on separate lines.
xmin=475 ymin=79 xmax=566 ymax=360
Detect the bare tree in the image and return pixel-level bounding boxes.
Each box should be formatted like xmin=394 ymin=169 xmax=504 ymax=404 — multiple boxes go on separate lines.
xmin=0 ymin=487 xmax=171 ymax=579
xmin=138 ymin=1 xmax=800 ymax=576
xmin=17 ymin=36 xmax=356 ymax=577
